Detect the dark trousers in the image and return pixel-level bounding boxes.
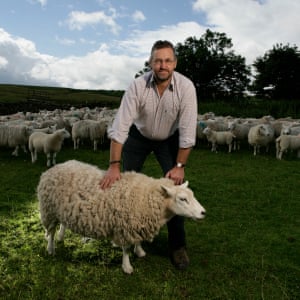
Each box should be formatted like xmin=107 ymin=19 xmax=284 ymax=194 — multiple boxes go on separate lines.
xmin=122 ymin=125 xmax=186 ymax=250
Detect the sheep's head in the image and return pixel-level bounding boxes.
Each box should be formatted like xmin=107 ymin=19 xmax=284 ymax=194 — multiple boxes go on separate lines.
xmin=161 ymin=182 xmax=206 ymax=221
xmin=259 ymin=124 xmax=271 ymax=136
xmin=203 ymin=127 xmax=211 ymax=135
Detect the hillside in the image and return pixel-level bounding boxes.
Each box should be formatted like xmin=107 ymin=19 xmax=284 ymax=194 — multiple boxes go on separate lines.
xmin=0 ymin=84 xmax=124 ymax=114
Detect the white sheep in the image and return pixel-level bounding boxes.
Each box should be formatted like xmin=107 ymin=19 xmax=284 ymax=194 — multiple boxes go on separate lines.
xmin=203 ymin=127 xmax=235 ymax=153
xmin=28 ymin=128 xmax=71 ymax=167
xmin=228 ymin=120 xmax=252 ymax=150
xmin=32 ymin=125 xmax=57 ymax=134
xmin=196 ymin=121 xmax=207 ymax=145
xmin=247 ymin=124 xmax=275 ymax=155
xmin=0 ymin=124 xmax=33 ymax=156
xmin=72 ymin=119 xmax=107 ymax=151
xmin=37 ymin=160 xmax=206 ymax=274
xmin=276 ymin=134 xmax=300 ymax=160
xmin=280 ymin=124 xmax=300 ymax=136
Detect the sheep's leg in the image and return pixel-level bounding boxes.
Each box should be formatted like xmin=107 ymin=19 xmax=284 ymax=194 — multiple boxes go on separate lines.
xmin=46 ymin=153 xmax=52 ymax=167
xmin=12 ymin=145 xmax=19 ymax=156
xmin=233 ymin=140 xmax=237 ymax=151
xmin=134 ymin=243 xmax=146 ymax=258
xmin=211 ymin=142 xmax=217 ymax=152
xmin=228 ymin=143 xmax=232 ymax=153
xmin=122 ymin=246 xmax=134 ymax=274
xmin=253 ymin=145 xmax=257 ymax=156
xmin=30 ymin=150 xmax=35 ymax=163
xmin=74 ymin=138 xmax=80 ymax=150
xmin=52 ymin=152 xmax=57 ymax=165
xmin=276 ymin=143 xmax=280 ymax=158
xmin=278 ymin=150 xmax=283 ymax=160
xmin=21 ymin=145 xmax=27 ymax=154
xmin=46 ymin=227 xmax=56 ymax=255
xmin=34 ymin=150 xmax=38 ymax=162
xmin=93 ymin=140 xmax=97 ymax=151
xmin=57 ymin=224 xmax=66 ymax=241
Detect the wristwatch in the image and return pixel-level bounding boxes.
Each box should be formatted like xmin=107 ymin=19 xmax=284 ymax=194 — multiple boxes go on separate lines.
xmin=176 ymin=162 xmax=185 ymax=168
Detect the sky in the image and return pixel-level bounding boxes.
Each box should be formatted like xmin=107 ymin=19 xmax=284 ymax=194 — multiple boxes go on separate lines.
xmin=0 ymin=0 xmax=299 ymax=90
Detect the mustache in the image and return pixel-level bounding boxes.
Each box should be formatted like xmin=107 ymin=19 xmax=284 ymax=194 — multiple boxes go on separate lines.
xmin=158 ymin=67 xmax=169 ymax=71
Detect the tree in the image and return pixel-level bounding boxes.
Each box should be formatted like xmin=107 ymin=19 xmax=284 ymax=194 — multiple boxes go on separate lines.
xmin=252 ymin=44 xmax=300 ymax=100
xmin=175 ymin=29 xmax=250 ymax=100
xmin=135 ymin=61 xmax=150 ymax=78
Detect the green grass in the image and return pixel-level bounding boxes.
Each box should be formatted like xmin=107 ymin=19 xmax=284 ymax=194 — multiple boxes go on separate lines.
xmin=0 ymin=142 xmax=299 ymax=299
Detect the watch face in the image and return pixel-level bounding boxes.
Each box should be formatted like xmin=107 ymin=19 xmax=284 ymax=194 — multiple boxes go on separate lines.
xmin=177 ymin=163 xmax=183 ymax=168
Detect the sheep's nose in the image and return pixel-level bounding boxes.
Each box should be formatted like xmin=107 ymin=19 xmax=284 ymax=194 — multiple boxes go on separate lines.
xmin=201 ymin=211 xmax=206 ymax=215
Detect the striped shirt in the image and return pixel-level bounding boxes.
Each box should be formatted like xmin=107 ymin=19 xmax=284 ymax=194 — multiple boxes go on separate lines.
xmin=108 ymin=71 xmax=198 ymax=148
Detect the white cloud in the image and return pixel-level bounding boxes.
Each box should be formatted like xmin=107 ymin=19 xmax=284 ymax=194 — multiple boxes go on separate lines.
xmin=65 ymin=10 xmax=121 ymax=35
xmin=132 ymin=10 xmax=146 ymax=22
xmin=0 ymin=22 xmax=206 ymax=90
xmin=192 ymin=0 xmax=300 ymax=64
xmin=28 ymin=0 xmax=47 ymax=7
xmin=0 ymin=28 xmax=144 ymax=89
xmin=117 ymin=21 xmax=205 ymax=57
xmin=30 ymin=48 xmax=143 ymax=90
xmin=55 ymin=36 xmax=75 ymax=46
xmin=0 ymin=28 xmax=55 ymax=85
xmin=0 ymin=56 xmax=8 ymax=68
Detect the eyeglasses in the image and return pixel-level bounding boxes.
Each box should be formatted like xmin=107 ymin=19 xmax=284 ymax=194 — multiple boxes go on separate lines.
xmin=152 ymin=58 xmax=175 ymax=66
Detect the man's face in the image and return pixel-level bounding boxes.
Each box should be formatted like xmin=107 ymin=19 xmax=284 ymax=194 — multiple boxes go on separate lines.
xmin=150 ymin=47 xmax=177 ymax=83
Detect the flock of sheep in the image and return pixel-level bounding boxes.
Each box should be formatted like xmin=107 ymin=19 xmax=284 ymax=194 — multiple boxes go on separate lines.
xmin=197 ymin=112 xmax=300 ymax=159
xmin=0 ymin=106 xmax=300 ymax=167
xmin=0 ymin=106 xmax=116 ymax=166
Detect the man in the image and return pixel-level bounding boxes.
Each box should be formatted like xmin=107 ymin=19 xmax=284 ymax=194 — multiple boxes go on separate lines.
xmin=100 ymin=40 xmax=198 ymax=270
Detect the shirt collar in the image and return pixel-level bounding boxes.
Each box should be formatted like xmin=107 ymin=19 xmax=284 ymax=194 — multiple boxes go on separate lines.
xmin=147 ymin=71 xmax=174 ymax=91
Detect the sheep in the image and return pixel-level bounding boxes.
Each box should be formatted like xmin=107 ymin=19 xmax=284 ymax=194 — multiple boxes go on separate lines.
xmin=228 ymin=120 xmax=252 ymax=150
xmin=280 ymin=124 xmax=300 ymax=136
xmin=276 ymin=134 xmax=300 ymax=160
xmin=196 ymin=121 xmax=207 ymax=145
xmin=72 ymin=119 xmax=107 ymax=151
xmin=0 ymin=124 xmax=33 ymax=156
xmin=202 ymin=127 xmax=235 ymax=153
xmin=28 ymin=128 xmax=71 ymax=167
xmin=32 ymin=125 xmax=57 ymax=134
xmin=247 ymin=124 xmax=275 ymax=155
xmin=37 ymin=160 xmax=206 ymax=274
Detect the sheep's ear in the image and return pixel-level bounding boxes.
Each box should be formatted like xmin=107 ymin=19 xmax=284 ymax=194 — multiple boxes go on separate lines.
xmin=180 ymin=181 xmax=189 ymax=188
xmin=161 ymin=185 xmax=173 ymax=197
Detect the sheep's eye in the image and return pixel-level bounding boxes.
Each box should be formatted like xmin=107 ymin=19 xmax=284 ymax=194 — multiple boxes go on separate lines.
xmin=179 ymin=197 xmax=188 ymax=203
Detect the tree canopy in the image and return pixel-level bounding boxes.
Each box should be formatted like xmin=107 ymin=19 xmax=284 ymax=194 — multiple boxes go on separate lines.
xmin=252 ymin=43 xmax=300 ymax=100
xmin=175 ymin=30 xmax=251 ymax=100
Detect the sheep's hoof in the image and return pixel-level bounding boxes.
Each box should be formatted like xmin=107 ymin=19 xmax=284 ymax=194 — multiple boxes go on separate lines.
xmin=122 ymin=264 xmax=134 ymax=274
xmin=134 ymin=245 xmax=146 ymax=258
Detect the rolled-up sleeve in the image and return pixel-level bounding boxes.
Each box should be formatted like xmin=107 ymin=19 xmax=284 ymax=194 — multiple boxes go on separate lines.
xmin=107 ymin=82 xmax=139 ymax=144
xmin=176 ymin=78 xmax=198 ymax=148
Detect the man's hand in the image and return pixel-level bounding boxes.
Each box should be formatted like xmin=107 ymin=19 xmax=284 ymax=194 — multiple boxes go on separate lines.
xmin=165 ymin=166 xmax=185 ymax=185
xmin=99 ymin=165 xmax=121 ymax=189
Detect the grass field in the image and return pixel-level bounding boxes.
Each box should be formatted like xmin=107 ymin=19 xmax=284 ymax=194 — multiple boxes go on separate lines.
xmin=0 ymin=140 xmax=299 ymax=299
xmin=0 ymin=84 xmax=123 ymax=109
